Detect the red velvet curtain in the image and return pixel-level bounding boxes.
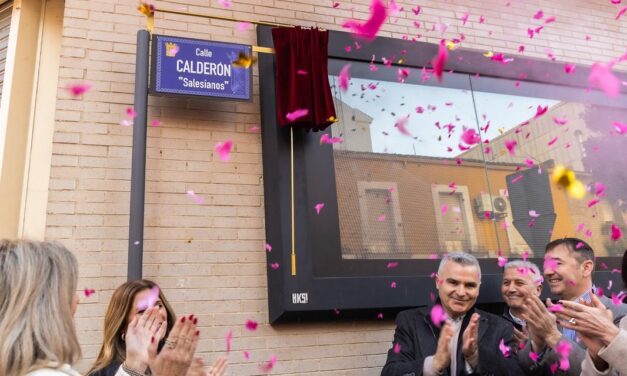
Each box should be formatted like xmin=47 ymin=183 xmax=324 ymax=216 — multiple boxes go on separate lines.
xmin=272 ymin=27 xmax=337 ymax=132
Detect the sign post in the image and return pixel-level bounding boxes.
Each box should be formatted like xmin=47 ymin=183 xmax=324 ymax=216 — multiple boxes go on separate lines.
xmin=128 ymin=32 xmax=253 ymax=281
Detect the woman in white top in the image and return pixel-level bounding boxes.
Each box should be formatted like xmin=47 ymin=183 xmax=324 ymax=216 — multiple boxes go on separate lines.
xmin=0 ymin=239 xmax=198 ymax=376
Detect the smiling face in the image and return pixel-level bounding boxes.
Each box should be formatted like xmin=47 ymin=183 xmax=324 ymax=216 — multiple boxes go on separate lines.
xmin=544 ymin=244 xmax=593 ymax=300
xmin=436 ymin=261 xmax=481 ymax=319
xmin=501 ymin=267 xmax=542 ymax=309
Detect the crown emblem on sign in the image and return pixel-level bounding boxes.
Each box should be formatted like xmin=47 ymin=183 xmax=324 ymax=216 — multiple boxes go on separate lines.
xmin=165 ymin=42 xmax=180 ymax=57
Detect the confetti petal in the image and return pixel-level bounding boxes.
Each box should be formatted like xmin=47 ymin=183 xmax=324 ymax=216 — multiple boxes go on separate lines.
xmin=432 ymin=42 xmax=448 ymax=82
xmin=137 ymin=286 xmax=160 ymax=310
xmin=611 ymin=224 xmax=622 ymax=241
xmin=430 ymin=304 xmax=447 ymax=327
xmin=259 ymin=354 xmax=277 ymax=373
xmin=226 ymin=330 xmax=233 ymax=352
xmin=270 ymin=262 xmax=280 ymax=270
xmin=265 ymin=243 xmax=272 ymax=252
xmin=83 ymin=288 xmax=96 ymax=297
xmin=236 ymin=22 xmax=253 ymax=32
xmin=613 ymin=121 xmax=627 ymax=134
xmin=339 ymin=64 xmax=351 ymax=92
xmin=342 ymin=0 xmax=387 ymax=40
xmin=215 ymin=140 xmax=233 ymax=162
xmin=315 ymin=203 xmax=325 ymax=215
xmin=499 ymin=338 xmax=511 ymax=358
xmin=387 ymin=262 xmax=399 ymax=269
xmin=245 ymin=319 xmax=258 ymax=331
xmin=394 ymin=114 xmax=412 ymax=136
xmin=393 ymin=343 xmax=401 ymax=353
xmin=564 ymin=64 xmax=576 ymax=74
xmin=286 ymin=108 xmax=309 ymax=122
xmin=505 ymin=140 xmax=517 ymax=155
xmin=589 ymin=62 xmax=621 ymax=97
xmin=66 ymin=82 xmax=93 ymax=97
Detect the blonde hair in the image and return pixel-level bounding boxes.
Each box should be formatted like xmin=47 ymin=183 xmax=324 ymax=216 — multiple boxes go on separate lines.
xmin=0 ymin=239 xmax=81 ymax=375
xmin=88 ymin=280 xmax=175 ymax=375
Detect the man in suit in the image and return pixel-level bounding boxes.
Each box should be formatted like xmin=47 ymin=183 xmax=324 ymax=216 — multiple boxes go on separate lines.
xmin=517 ymin=238 xmax=627 ymax=375
xmin=381 ymin=252 xmax=524 ymax=376
xmin=501 ymin=260 xmax=543 ymax=348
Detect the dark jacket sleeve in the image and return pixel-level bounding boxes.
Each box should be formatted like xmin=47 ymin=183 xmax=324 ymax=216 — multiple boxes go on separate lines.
xmin=467 ymin=315 xmax=526 ymax=376
xmin=381 ymin=310 xmax=428 ymax=376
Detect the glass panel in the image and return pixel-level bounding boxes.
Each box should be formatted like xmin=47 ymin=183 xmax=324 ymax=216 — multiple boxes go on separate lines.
xmin=471 ymin=76 xmax=627 ymax=258
xmin=328 ymin=60 xmax=500 ymax=260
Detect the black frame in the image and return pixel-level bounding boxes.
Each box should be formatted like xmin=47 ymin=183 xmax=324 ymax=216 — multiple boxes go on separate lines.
xmin=258 ymin=25 xmax=627 ymax=323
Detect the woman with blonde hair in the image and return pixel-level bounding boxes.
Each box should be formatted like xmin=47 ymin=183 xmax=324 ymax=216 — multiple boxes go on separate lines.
xmin=0 ymin=239 xmax=200 ymax=376
xmin=89 ymin=280 xmax=227 ymax=376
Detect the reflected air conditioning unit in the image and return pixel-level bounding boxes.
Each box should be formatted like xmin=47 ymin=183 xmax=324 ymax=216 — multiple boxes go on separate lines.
xmin=475 ymin=193 xmax=508 ymax=219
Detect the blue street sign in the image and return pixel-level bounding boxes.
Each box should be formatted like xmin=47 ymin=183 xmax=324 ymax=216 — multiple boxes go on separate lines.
xmin=151 ymin=35 xmax=252 ymax=100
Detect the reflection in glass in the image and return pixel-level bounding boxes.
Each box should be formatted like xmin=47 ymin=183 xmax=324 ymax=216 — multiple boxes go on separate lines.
xmin=328 ymin=64 xmax=627 ymax=260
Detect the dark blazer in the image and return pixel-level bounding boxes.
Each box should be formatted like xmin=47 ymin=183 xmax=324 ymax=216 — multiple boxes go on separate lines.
xmin=517 ymin=295 xmax=627 ymax=376
xmin=502 ymin=307 xmax=525 ymax=332
xmin=87 ymin=361 xmax=121 ymax=376
xmin=381 ymin=306 xmax=525 ymax=376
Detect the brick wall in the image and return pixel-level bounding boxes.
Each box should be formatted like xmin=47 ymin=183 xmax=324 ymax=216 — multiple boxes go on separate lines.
xmin=48 ymin=0 xmax=627 ymax=374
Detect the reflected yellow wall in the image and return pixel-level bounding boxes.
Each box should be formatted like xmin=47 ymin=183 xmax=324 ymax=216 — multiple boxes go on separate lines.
xmin=335 ymin=151 xmax=575 ymax=258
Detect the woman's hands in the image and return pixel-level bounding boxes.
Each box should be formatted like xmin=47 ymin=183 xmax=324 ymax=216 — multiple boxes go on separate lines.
xmin=149 ymin=315 xmax=199 ymax=376
xmin=186 ymin=357 xmax=228 ymax=376
xmin=125 ymin=306 xmax=167 ymax=373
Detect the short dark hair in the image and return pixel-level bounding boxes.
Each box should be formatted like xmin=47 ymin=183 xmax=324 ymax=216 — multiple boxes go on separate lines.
xmin=622 ymin=249 xmax=627 ymax=288
xmin=545 ymin=238 xmax=595 ymax=264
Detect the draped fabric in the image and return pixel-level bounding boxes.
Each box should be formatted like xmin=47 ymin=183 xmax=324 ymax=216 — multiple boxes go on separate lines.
xmin=271 ymin=26 xmax=337 ymax=131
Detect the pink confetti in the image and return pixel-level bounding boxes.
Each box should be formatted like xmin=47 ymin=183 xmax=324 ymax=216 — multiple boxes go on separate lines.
xmin=544 ymin=255 xmax=558 ymax=272
xmin=498 ymin=256 xmax=508 ymax=267
xmin=589 ymin=62 xmax=621 ymax=97
xmin=611 ymin=223 xmax=622 ymax=241
xmin=215 ymin=140 xmax=233 ymax=162
xmin=614 ymin=121 xmax=627 ymax=134
xmin=587 ymin=199 xmax=600 ymax=208
xmin=525 ymin=158 xmax=535 ymax=168
xmin=441 ymin=204 xmax=448 ymax=215
xmin=576 ymin=241 xmax=585 ymax=249
xmin=258 ymin=354 xmax=277 ymax=373
xmin=377 ymin=214 xmax=386 ymax=221
xmin=533 ymin=10 xmax=544 ymax=19
xmin=545 ymin=16 xmax=556 ymax=23
xmin=315 ymin=203 xmax=325 ymax=215
xmin=393 ymin=343 xmax=401 ymax=353
xmin=529 ymin=210 xmax=540 ymax=218
xmin=616 ymin=6 xmax=627 ymax=20
xmin=534 ymin=105 xmax=549 ymax=118
xmin=150 ymin=119 xmax=161 ymax=127
xmin=553 ymin=117 xmax=568 ymax=125
xmin=550 ymin=363 xmax=559 ymax=374
xmin=244 ymin=351 xmax=250 ymax=360
xmin=270 ymin=262 xmax=279 ymax=270
xmin=245 ymin=319 xmax=258 ymax=331
xmin=505 ymin=140 xmax=517 ymax=155
xmin=547 ymin=136 xmax=558 ymax=146
xmin=265 ymin=243 xmax=272 ymax=252
xmin=342 ymin=0 xmax=387 ymax=40
xmin=236 ymin=22 xmax=253 ymax=32
xmin=320 ymin=133 xmax=344 ymax=145
xmin=548 ymin=304 xmax=564 ymax=312
xmin=461 ymin=128 xmax=481 ymax=146
xmin=339 ymin=64 xmax=351 ymax=92
xmin=137 ymin=286 xmax=160 ymax=311
xmin=391 ymin=281 xmax=397 ymax=288
xmin=556 ymin=341 xmax=572 ymax=370
xmin=611 ymin=291 xmax=626 ymax=305
xmin=397 ymin=68 xmax=410 ymax=83
xmin=460 ymin=12 xmax=469 ymax=25
xmin=564 ymin=64 xmax=576 ymax=74
xmin=186 ymin=190 xmax=205 ymax=204
xmin=432 ymin=42 xmax=448 ymax=82
xmin=594 ymin=182 xmax=606 ymax=196
xmin=529 ymin=352 xmax=539 ymax=362
xmin=286 ymin=108 xmax=309 ymax=122
xmin=499 ymin=338 xmax=511 ymax=358
xmin=395 ymin=114 xmax=412 ymax=136
xmin=226 ymin=330 xmax=232 ymax=352
xmin=387 ymin=262 xmax=399 ymax=269
xmin=83 ymin=288 xmax=96 ymax=297
xmin=126 ymin=107 xmax=137 ymax=118
xmin=512 ymin=175 xmax=524 ymax=184
xmin=377 ymin=312 xmax=384 ymax=319
xmin=412 ymin=6 xmax=421 ymax=15
xmin=522 ymin=251 xmax=529 ymax=261
xmin=249 ymin=125 xmax=261 ymax=132
xmin=430 ymin=304 xmax=447 ymax=327
xmin=297 ymin=69 xmax=308 ymax=75
xmin=66 ymin=81 xmax=92 ymax=97
xmin=218 ymin=0 xmax=231 ymax=7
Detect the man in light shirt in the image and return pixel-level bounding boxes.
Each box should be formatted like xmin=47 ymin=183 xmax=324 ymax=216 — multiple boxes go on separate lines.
xmin=517 ymin=238 xmax=627 ymax=375
xmin=501 ymin=260 xmax=543 ymax=347
xmin=382 ymin=252 xmax=524 ymax=376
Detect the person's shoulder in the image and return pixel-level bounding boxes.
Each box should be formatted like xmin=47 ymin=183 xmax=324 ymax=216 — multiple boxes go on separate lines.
xmin=26 ymin=365 xmax=82 ymax=376
xmin=601 ymin=296 xmax=627 ymax=316
xmin=395 ymin=307 xmax=429 ymax=322
xmin=475 ymin=308 xmax=510 ymax=326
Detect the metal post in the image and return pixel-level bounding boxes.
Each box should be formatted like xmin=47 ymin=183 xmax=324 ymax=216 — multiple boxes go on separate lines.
xmin=128 ymin=30 xmax=150 ymax=280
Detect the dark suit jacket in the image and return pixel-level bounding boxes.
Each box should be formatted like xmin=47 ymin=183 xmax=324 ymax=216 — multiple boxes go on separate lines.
xmin=517 ymin=295 xmax=627 ymax=376
xmin=502 ymin=307 xmax=524 ymax=332
xmin=381 ymin=306 xmax=525 ymax=376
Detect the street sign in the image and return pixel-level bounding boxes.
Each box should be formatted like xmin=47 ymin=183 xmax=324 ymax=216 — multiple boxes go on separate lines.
xmin=151 ymin=35 xmax=252 ymax=100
